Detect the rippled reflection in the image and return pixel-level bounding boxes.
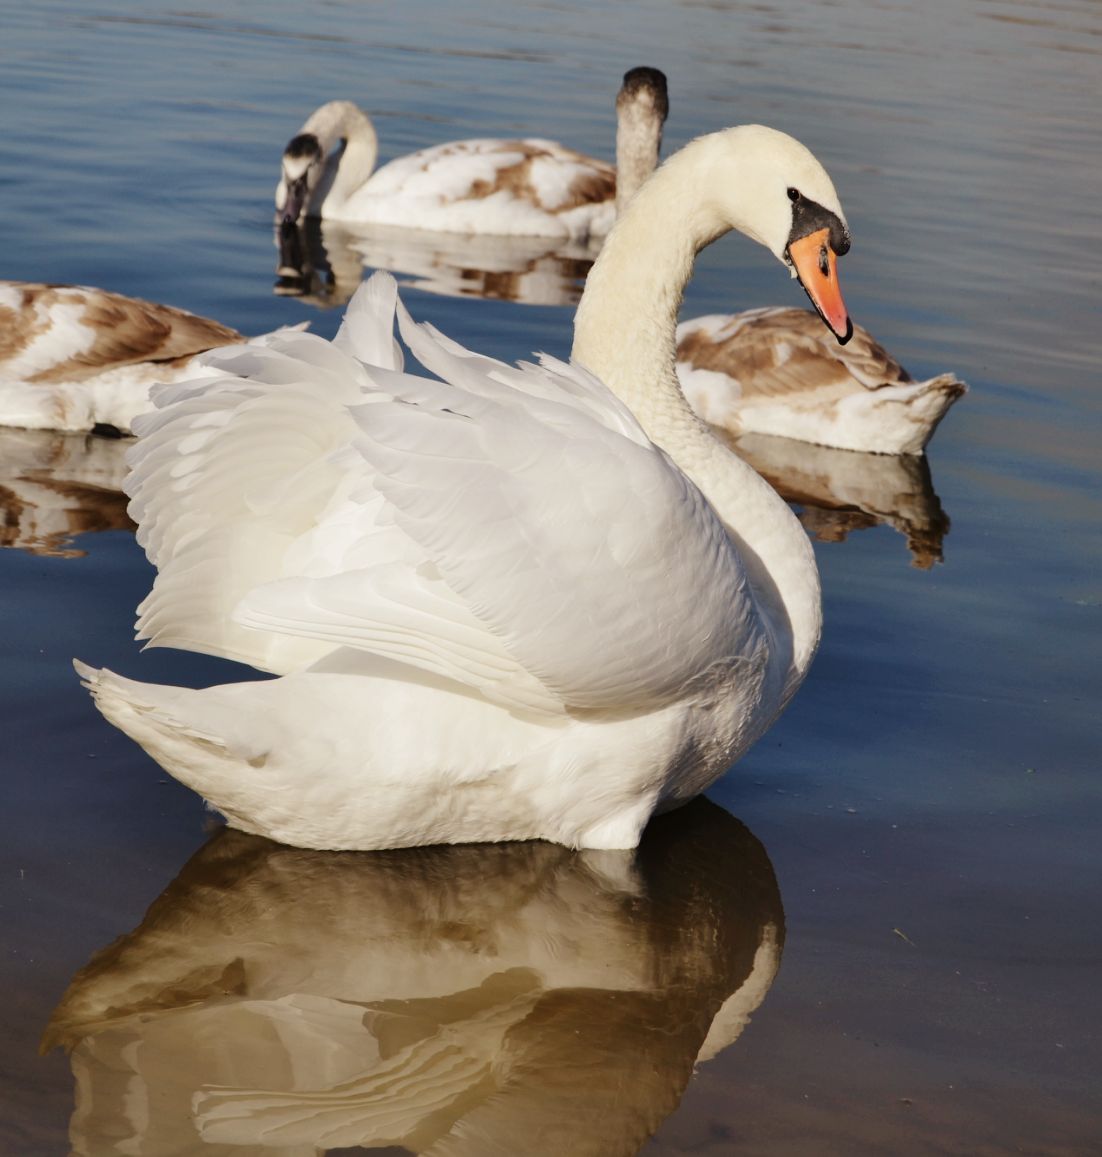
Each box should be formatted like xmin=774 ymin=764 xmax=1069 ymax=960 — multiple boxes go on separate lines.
xmin=275 ymin=219 xmax=597 ymax=309
xmin=730 ymin=432 xmax=950 ymax=569
xmin=0 ymin=428 xmax=131 ymax=557
xmin=44 ymin=799 xmax=781 ymax=1156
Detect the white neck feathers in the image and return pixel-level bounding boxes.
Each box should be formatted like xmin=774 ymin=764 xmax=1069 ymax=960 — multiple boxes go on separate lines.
xmin=572 ymin=129 xmax=823 ymax=695
xmin=303 ymin=102 xmax=379 ymax=216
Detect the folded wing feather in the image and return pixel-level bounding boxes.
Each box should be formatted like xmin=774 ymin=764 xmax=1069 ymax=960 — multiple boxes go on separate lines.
xmin=124 ymin=273 xmax=761 ymax=716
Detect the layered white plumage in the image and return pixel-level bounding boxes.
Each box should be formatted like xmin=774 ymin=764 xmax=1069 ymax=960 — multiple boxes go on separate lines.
xmin=80 ymin=125 xmax=842 ymax=851
xmin=0 ymin=281 xmax=254 ymax=433
xmin=275 ymin=70 xmax=666 ymax=242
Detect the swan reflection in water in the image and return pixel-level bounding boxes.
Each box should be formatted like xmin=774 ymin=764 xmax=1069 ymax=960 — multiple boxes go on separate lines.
xmin=44 ymin=798 xmax=782 ymax=1156
xmin=729 ymin=432 xmax=951 ymax=569
xmin=274 ymin=218 xmax=596 ymax=309
xmin=0 ymin=427 xmax=132 ymax=557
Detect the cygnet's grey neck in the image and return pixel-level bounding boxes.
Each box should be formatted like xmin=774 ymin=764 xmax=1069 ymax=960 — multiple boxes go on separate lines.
xmin=614 ymin=67 xmax=668 ymax=213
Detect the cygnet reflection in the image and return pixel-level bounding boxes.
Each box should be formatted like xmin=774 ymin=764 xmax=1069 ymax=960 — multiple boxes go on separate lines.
xmin=274 ymin=218 xmax=596 ymax=309
xmin=44 ymin=798 xmax=782 ymax=1156
xmin=0 ymin=427 xmax=132 ymax=557
xmin=730 ymin=432 xmax=951 ymax=568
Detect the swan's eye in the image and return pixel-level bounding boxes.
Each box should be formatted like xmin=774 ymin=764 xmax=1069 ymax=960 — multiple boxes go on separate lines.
xmin=787 ymin=187 xmax=801 ymax=202
xmin=818 ymin=246 xmax=830 ymax=277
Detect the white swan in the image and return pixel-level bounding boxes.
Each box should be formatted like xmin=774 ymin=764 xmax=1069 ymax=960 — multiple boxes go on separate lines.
xmin=275 ymin=68 xmax=668 ymax=241
xmin=0 ymin=281 xmax=250 ymax=433
xmin=79 ymin=124 xmax=853 ymax=852
xmin=601 ymin=69 xmax=966 ymax=455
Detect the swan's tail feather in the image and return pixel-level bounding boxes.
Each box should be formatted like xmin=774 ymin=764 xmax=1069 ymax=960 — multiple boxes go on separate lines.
xmin=73 ymin=660 xmax=284 ymax=838
xmin=74 ymin=660 xmax=228 ymax=748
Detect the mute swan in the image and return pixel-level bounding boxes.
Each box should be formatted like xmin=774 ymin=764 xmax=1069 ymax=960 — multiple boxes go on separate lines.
xmin=603 ymin=69 xmax=966 ymax=454
xmin=0 ymin=281 xmax=251 ymax=433
xmin=79 ymin=124 xmax=852 ymax=852
xmin=676 ymin=308 xmax=967 ymax=455
xmin=275 ymin=68 xmax=668 ymax=241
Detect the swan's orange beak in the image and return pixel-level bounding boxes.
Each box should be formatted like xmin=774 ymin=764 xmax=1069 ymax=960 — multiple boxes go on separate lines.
xmin=788 ymin=228 xmax=852 ymax=345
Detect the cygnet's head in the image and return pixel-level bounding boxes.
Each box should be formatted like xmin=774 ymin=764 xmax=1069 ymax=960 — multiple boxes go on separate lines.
xmin=615 ymin=67 xmax=669 ymax=211
xmin=276 ymin=132 xmax=325 ymax=226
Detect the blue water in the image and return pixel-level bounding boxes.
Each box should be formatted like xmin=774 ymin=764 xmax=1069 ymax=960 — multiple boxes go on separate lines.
xmin=2 ymin=0 xmax=1100 ymax=1152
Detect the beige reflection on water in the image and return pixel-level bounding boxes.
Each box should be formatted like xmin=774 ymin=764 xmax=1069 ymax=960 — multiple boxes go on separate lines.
xmin=0 ymin=428 xmax=132 ymax=558
xmin=274 ymin=219 xmax=597 ymax=309
xmin=43 ymin=799 xmax=781 ymax=1156
xmin=730 ymin=432 xmax=951 ymax=569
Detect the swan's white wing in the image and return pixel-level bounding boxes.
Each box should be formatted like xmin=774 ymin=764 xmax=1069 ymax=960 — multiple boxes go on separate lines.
xmin=128 ymin=274 xmax=763 ymax=715
xmin=127 ymin=322 xmax=385 ymax=675
xmin=345 ymin=360 xmax=761 ymax=710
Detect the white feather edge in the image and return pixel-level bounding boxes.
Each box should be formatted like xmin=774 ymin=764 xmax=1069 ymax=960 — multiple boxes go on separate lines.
xmin=123 ymin=272 xmax=760 ymax=719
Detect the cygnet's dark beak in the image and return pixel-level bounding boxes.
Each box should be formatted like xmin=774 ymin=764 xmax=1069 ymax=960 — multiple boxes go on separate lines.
xmin=280 ymin=173 xmax=310 ymax=227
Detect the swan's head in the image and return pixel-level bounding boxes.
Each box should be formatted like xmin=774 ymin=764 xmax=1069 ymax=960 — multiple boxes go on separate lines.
xmin=705 ymin=125 xmax=853 ymax=344
xmin=276 ymin=132 xmax=324 ymax=226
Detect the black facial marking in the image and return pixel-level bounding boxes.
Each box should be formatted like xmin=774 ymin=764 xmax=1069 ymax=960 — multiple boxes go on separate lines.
xmin=787 ymin=193 xmax=851 ymax=255
xmin=284 ymin=132 xmax=322 ymax=162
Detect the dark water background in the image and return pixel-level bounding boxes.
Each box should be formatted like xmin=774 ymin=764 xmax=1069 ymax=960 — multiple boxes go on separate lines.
xmin=2 ymin=0 xmax=1100 ymax=1152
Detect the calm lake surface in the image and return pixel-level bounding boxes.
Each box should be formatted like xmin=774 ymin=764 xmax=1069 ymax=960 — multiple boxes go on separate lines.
xmin=2 ymin=1 xmax=1100 ymax=1153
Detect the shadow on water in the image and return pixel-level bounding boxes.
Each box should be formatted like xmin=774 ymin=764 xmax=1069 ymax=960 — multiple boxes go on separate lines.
xmin=43 ymin=798 xmax=781 ymax=1156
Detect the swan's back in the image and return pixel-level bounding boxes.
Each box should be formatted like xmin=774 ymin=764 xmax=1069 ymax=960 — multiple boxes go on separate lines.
xmin=128 ymin=273 xmax=767 ymax=717
xmin=0 ymin=281 xmax=241 ymax=383
xmin=676 ymin=307 xmax=967 ymax=453
xmin=0 ymin=281 xmax=246 ymax=432
xmin=350 ymin=138 xmax=617 ymax=238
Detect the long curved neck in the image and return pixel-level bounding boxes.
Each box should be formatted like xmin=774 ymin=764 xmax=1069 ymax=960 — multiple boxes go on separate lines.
xmin=306 ymin=102 xmax=379 ymax=216
xmin=572 ymin=134 xmax=821 ymax=696
xmin=615 ymin=102 xmax=663 ymax=213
